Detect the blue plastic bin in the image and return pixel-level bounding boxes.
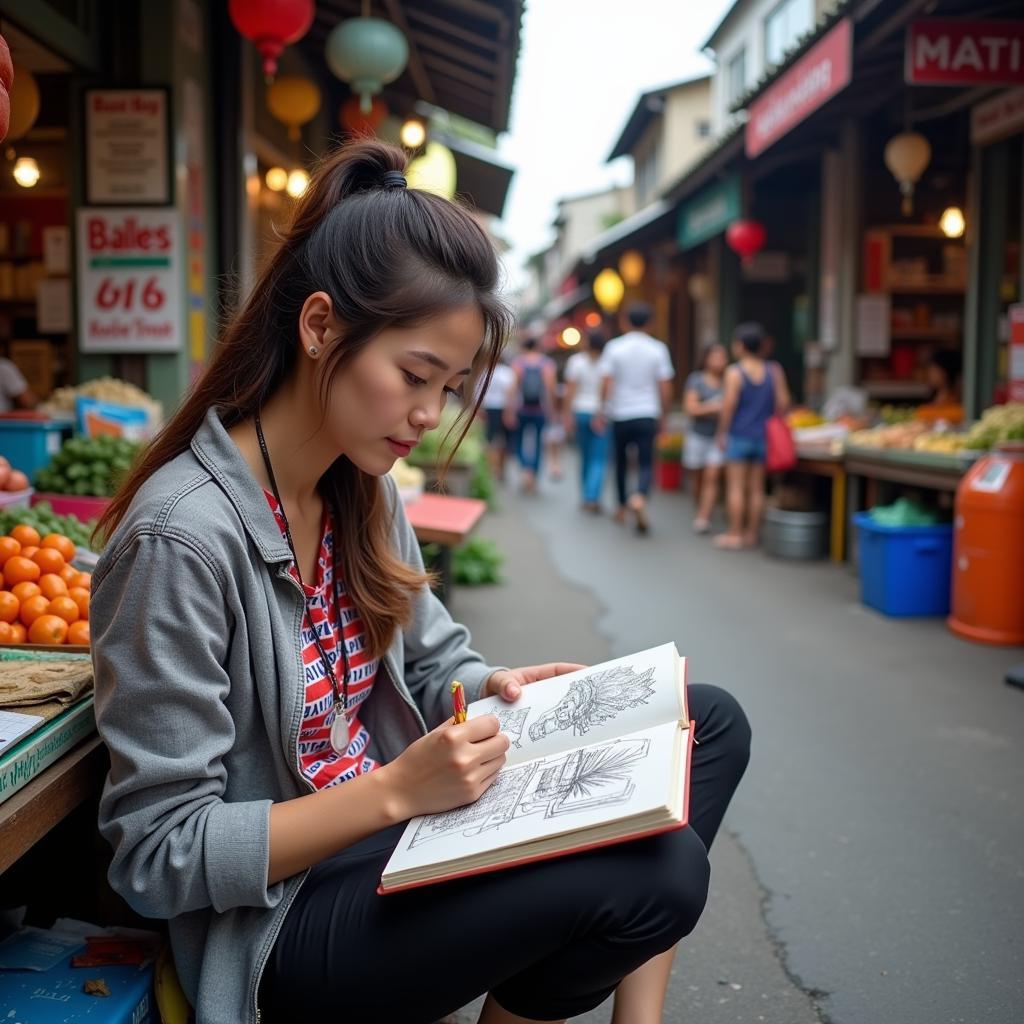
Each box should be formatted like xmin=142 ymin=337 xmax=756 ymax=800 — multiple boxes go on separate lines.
xmin=0 ymin=417 xmax=74 ymax=483
xmin=853 ymin=512 xmax=953 ymax=617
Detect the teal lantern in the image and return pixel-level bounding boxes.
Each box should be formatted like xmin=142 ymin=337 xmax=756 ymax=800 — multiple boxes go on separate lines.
xmin=326 ymin=17 xmax=409 ymax=114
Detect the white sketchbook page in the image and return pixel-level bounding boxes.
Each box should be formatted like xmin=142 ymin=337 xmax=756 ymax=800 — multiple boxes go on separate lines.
xmin=384 ymin=719 xmax=681 ymax=879
xmin=467 ymin=642 xmax=684 ymax=767
xmin=0 ymin=709 xmax=44 ymax=751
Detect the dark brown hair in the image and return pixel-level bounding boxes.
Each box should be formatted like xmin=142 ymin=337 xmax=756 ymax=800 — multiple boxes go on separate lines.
xmin=100 ymin=139 xmax=511 ymax=658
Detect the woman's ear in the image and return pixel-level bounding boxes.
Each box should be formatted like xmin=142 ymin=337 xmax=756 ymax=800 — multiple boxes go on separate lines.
xmin=298 ymin=291 xmax=338 ymax=360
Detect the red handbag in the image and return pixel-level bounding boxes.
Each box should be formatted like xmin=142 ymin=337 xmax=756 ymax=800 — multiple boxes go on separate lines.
xmin=765 ymin=414 xmax=797 ymax=472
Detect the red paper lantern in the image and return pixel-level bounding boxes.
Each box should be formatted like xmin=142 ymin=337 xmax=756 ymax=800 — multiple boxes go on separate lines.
xmin=725 ymin=219 xmax=767 ymax=265
xmin=0 ymin=34 xmax=12 ymax=142
xmin=339 ymin=95 xmax=388 ymax=136
xmin=229 ymin=0 xmax=315 ymax=80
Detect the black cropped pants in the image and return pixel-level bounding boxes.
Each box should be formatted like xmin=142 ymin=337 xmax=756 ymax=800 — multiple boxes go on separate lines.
xmin=259 ymin=684 xmax=750 ymax=1023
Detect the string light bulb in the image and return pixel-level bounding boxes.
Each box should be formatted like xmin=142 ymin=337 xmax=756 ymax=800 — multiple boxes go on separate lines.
xmin=286 ymin=168 xmax=310 ymax=198
xmin=13 ymin=157 xmax=40 ymax=188
xmin=265 ymin=166 xmax=288 ymax=191
xmin=939 ymin=206 xmax=965 ymax=239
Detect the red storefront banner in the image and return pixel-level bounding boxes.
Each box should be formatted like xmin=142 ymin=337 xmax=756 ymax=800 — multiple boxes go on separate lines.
xmin=746 ymin=18 xmax=852 ymax=159
xmin=906 ymin=19 xmax=1024 ymax=86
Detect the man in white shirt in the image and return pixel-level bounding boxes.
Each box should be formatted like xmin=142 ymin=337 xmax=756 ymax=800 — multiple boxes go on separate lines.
xmin=596 ymin=303 xmax=674 ymax=533
xmin=477 ymin=357 xmax=516 ymax=480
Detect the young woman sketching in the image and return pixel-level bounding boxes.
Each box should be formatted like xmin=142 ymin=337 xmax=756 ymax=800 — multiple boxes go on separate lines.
xmin=91 ymin=141 xmax=749 ymax=1024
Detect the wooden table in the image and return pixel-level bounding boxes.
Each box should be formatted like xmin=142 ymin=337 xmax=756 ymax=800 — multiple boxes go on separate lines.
xmin=0 ymin=735 xmax=106 ymax=874
xmin=795 ymin=447 xmax=847 ymax=563
xmin=843 ymin=446 xmax=975 ymax=495
xmin=405 ymin=493 xmax=487 ymax=602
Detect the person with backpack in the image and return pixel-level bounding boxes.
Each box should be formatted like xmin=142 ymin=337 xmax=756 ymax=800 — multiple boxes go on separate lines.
xmin=505 ymin=336 xmax=556 ymax=493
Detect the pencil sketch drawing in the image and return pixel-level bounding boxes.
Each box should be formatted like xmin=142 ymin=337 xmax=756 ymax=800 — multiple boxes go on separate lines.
xmin=409 ymin=737 xmax=650 ymax=848
xmin=494 ymin=707 xmax=530 ymax=749
xmin=528 ymin=664 xmax=657 ymax=741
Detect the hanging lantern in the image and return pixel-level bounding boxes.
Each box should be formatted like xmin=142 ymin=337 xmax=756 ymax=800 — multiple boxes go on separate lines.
xmin=593 ymin=268 xmax=625 ymax=313
xmin=0 ymin=34 xmax=12 ymax=143
xmin=7 ymin=67 xmax=40 ymax=143
xmin=883 ymin=132 xmax=931 ymax=216
xmin=229 ymin=0 xmax=314 ymax=81
xmin=725 ymin=219 xmax=767 ymax=266
xmin=266 ymin=75 xmax=321 ymax=141
xmin=939 ymin=206 xmax=965 ymax=239
xmin=618 ymin=250 xmax=645 ymax=287
xmin=339 ymin=95 xmax=388 ymax=136
xmin=687 ymin=272 xmax=711 ymax=303
xmin=326 ymin=16 xmax=409 ymax=114
xmin=406 ymin=141 xmax=457 ymax=200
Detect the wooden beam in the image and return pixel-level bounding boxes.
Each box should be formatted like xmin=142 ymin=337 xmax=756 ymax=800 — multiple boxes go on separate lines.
xmin=433 ymin=0 xmax=504 ymax=23
xmin=405 ymin=8 xmax=500 ymax=52
xmin=418 ymin=31 xmax=500 ymax=73
xmin=382 ymin=0 xmax=437 ymax=104
xmin=420 ymin=52 xmax=494 ymax=92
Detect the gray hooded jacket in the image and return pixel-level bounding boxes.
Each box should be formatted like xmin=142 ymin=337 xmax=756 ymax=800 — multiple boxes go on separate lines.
xmin=91 ymin=407 xmax=498 ymax=1022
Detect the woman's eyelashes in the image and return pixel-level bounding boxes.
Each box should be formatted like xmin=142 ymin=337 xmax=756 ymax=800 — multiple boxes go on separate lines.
xmin=402 ymin=369 xmax=463 ymax=400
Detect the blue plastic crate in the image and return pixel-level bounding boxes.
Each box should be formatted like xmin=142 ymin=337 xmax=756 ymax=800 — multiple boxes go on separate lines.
xmin=853 ymin=512 xmax=953 ymax=617
xmin=0 ymin=417 xmax=74 ymax=482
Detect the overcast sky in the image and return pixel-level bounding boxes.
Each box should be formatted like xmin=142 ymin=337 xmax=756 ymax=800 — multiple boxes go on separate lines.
xmin=497 ymin=1 xmax=732 ymax=291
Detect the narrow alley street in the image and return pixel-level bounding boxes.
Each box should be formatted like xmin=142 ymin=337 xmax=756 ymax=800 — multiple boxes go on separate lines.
xmin=452 ymin=462 xmax=1024 ymax=1024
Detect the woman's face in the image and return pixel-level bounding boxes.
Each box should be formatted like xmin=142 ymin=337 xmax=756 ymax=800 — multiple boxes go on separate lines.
xmin=324 ymin=304 xmax=486 ymax=476
xmin=706 ymin=347 xmax=727 ymax=375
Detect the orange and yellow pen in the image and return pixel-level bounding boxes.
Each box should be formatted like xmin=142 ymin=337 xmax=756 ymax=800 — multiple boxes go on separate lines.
xmin=451 ymin=680 xmax=468 ymax=724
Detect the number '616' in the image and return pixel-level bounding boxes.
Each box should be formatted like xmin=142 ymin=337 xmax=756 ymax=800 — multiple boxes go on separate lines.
xmin=95 ymin=277 xmax=165 ymax=311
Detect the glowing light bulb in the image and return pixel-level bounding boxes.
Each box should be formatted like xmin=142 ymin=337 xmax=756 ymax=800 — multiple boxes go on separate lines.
xmin=13 ymin=157 xmax=40 ymax=188
xmin=561 ymin=327 xmax=581 ymax=347
xmin=265 ymin=166 xmax=289 ymax=192
xmin=400 ymin=117 xmax=426 ymax=149
xmin=939 ymin=206 xmax=965 ymax=239
xmin=286 ymin=169 xmax=310 ymax=198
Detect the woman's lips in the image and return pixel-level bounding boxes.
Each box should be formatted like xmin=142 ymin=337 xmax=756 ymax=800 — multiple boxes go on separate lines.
xmin=387 ymin=438 xmax=414 ymax=457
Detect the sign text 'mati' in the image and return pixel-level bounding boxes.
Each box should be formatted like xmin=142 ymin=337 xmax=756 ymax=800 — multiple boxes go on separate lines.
xmin=906 ymin=19 xmax=1024 ymax=86
xmin=746 ymin=18 xmax=853 ymax=159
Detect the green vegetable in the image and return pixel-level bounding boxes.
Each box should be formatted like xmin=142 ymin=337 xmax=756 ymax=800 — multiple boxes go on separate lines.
xmin=0 ymin=501 xmax=98 ymax=550
xmin=453 ymin=538 xmax=503 ymax=586
xmin=35 ymin=435 xmax=143 ymax=498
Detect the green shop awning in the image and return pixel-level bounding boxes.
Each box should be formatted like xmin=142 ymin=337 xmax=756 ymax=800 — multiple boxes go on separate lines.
xmin=677 ymin=173 xmax=741 ymax=250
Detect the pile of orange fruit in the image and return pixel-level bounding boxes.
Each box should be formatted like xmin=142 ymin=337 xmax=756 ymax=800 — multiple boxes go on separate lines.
xmin=0 ymin=525 xmax=91 ymax=646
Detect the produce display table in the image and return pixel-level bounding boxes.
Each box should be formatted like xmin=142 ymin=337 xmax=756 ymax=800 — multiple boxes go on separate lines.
xmin=795 ymin=446 xmax=847 ymax=563
xmin=405 ymin=494 xmax=487 ymax=603
xmin=0 ymin=734 xmax=106 ymax=874
xmin=843 ymin=446 xmax=977 ymax=496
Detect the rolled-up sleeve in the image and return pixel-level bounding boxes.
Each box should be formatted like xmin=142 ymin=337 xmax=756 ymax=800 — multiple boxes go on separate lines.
xmin=92 ymin=532 xmax=281 ymax=919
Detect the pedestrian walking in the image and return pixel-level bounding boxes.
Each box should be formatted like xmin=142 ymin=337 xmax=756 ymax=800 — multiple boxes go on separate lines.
xmin=597 ymin=302 xmax=675 ymax=534
xmin=684 ymin=344 xmax=727 ymax=534
xmin=544 ymin=378 xmax=567 ymax=481
xmin=714 ymin=322 xmax=791 ymax=550
xmin=504 ymin=336 xmax=556 ymax=493
xmin=564 ymin=328 xmax=609 ymax=513
xmin=88 ymin=139 xmax=749 ymax=1024
xmin=478 ymin=354 xmax=516 ymax=481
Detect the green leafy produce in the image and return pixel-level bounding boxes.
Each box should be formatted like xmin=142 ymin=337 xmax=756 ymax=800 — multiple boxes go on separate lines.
xmin=406 ymin=406 xmax=485 ymax=469
xmin=453 ymin=538 xmax=503 ymax=586
xmin=964 ymin=402 xmax=1024 ymax=450
xmin=0 ymin=501 xmax=97 ymax=549
xmin=34 ymin=435 xmax=143 ymax=498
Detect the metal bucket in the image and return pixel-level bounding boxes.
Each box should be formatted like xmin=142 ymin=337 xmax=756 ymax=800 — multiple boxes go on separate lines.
xmin=763 ymin=506 xmax=828 ymax=560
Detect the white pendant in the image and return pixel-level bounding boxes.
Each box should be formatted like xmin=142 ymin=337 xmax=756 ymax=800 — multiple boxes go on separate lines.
xmin=330 ymin=711 xmax=350 ymax=754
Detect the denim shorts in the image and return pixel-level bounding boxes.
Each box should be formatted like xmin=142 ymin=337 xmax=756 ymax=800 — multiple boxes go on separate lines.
xmin=726 ymin=434 xmax=766 ymax=463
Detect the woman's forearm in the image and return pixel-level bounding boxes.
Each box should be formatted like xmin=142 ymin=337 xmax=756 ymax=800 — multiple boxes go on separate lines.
xmin=267 ymin=767 xmax=408 ymax=885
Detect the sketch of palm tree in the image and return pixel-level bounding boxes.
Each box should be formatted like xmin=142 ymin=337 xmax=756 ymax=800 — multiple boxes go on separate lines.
xmin=563 ymin=741 xmax=647 ymax=801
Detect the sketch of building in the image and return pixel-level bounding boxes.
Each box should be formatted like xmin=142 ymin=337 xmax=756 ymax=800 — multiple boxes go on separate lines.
xmin=494 ymin=707 xmax=530 ymax=749
xmin=408 ymin=737 xmax=651 ymax=848
xmin=528 ymin=664 xmax=657 ymax=741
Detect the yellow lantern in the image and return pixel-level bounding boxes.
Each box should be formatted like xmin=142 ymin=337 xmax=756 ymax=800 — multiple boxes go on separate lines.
xmin=618 ymin=249 xmax=645 ymax=286
xmin=7 ymin=67 xmax=40 ymax=142
xmin=593 ymin=268 xmax=625 ymax=313
xmin=266 ymin=75 xmax=322 ymax=141
xmin=884 ymin=132 xmax=931 ymax=216
xmin=406 ymin=141 xmax=457 ymax=200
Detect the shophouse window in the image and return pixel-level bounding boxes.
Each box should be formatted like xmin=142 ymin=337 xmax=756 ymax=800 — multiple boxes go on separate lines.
xmin=696 ymin=119 xmax=712 ymax=138
xmin=727 ymin=49 xmax=747 ymax=107
xmin=635 ymin=139 xmax=661 ymax=208
xmin=765 ymin=0 xmax=812 ymax=67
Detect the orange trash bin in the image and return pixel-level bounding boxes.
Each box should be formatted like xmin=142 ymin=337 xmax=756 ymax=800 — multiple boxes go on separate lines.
xmin=948 ymin=443 xmax=1024 ymax=645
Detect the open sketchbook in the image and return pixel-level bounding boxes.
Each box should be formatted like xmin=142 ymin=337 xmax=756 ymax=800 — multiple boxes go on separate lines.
xmin=380 ymin=642 xmax=692 ymax=894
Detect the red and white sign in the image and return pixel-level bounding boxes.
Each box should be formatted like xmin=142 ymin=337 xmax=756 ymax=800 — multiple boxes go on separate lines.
xmin=906 ymin=19 xmax=1024 ymax=86
xmin=746 ymin=18 xmax=853 ymax=159
xmin=1010 ymin=304 xmax=1024 ymax=403
xmin=76 ymin=208 xmax=181 ymax=354
xmin=971 ymin=87 xmax=1024 ymax=146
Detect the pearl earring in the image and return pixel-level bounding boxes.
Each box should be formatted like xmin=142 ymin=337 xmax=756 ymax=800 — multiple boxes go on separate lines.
xmin=308 ymin=345 xmax=319 ymax=358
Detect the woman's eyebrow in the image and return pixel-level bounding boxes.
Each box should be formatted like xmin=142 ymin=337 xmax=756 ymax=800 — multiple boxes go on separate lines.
xmin=406 ymin=350 xmax=472 ymax=376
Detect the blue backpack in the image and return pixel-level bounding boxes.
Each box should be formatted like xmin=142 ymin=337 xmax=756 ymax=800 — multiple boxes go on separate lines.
xmin=520 ymin=362 xmax=544 ymax=406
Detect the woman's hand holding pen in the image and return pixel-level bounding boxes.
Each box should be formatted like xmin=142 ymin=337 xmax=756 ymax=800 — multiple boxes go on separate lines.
xmin=378 ymin=714 xmax=510 ymax=820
